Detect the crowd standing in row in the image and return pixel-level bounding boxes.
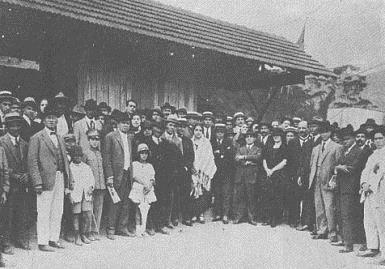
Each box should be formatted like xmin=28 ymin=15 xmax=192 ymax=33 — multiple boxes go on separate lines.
xmin=0 ymin=90 xmax=384 ymax=266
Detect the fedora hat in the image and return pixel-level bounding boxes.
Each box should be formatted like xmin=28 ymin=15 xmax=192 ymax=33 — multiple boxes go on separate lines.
xmin=82 ymin=99 xmax=98 ymax=111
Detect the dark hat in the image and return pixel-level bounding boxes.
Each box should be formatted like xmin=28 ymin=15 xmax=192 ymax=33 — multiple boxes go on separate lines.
xmin=319 ymin=121 xmax=332 ymax=133
xmin=83 ymin=99 xmax=98 ymax=111
xmin=142 ymin=120 xmax=153 ymax=129
xmin=53 ymin=92 xmax=70 ymax=102
xmin=98 ymin=102 xmax=111 ymax=112
xmin=373 ymin=126 xmax=385 ymax=136
xmin=354 ymin=128 xmax=368 ymax=137
xmin=161 ymin=102 xmax=175 ymax=113
xmin=362 ymin=118 xmax=377 ymax=128
xmin=42 ymin=104 xmax=59 ymax=118
xmin=340 ymin=127 xmax=355 ymax=138
xmin=309 ymin=116 xmax=324 ymax=126
xmin=115 ymin=111 xmax=131 ymax=123
xmin=4 ymin=111 xmax=23 ymax=124
xmin=110 ymin=109 xmax=121 ymax=121
xmin=152 ymin=121 xmax=163 ymax=129
xmin=70 ymin=145 xmax=83 ymax=158
xmin=245 ymin=130 xmax=256 ymax=137
xmin=152 ymin=108 xmax=162 ymax=116
xmin=176 ymin=108 xmax=187 ymax=114
xmin=271 ymin=128 xmax=285 ymax=137
xmin=0 ymin=90 xmax=17 ymax=103
xmin=259 ymin=122 xmax=271 ymax=129
xmin=22 ymin=97 xmax=37 ymax=110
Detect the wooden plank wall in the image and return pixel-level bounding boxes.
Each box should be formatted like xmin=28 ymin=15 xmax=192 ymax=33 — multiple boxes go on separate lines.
xmin=77 ymin=46 xmax=199 ymax=111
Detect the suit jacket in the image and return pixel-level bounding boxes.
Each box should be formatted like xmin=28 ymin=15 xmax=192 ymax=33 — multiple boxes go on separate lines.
xmin=20 ymin=118 xmax=43 ymax=142
xmin=308 ymin=139 xmax=343 ymax=189
xmin=287 ymin=137 xmax=313 ymax=187
xmin=337 ymin=144 xmax=365 ymax=195
xmin=0 ymin=146 xmax=9 ymax=195
xmin=234 ymin=144 xmax=262 ymax=184
xmin=181 ymin=136 xmax=195 ymax=173
xmin=74 ymin=117 xmax=102 ymax=150
xmin=28 ymin=129 xmax=72 ymax=191
xmin=203 ymin=126 xmax=216 ymax=145
xmin=0 ymin=134 xmax=28 ymax=192
xmin=103 ymin=130 xmax=133 ymax=188
xmin=212 ymin=138 xmax=235 ymax=175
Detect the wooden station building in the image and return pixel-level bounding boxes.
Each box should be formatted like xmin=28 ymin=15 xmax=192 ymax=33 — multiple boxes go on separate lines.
xmin=0 ymin=0 xmax=333 ymax=112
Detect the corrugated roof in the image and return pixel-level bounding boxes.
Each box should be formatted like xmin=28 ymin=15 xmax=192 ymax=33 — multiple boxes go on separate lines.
xmin=1 ymin=0 xmax=334 ymax=76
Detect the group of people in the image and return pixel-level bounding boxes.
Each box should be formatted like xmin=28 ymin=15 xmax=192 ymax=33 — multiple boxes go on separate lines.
xmin=0 ymin=89 xmax=385 ymax=266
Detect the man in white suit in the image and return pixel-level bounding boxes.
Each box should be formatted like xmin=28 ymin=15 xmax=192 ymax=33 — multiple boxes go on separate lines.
xmin=308 ymin=121 xmax=342 ymax=242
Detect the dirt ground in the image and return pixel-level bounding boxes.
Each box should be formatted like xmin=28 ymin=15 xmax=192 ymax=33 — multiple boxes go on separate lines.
xmin=2 ymin=220 xmax=384 ymax=269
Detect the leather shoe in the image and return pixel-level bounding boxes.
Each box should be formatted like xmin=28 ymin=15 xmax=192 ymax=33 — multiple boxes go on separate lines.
xmin=329 ymin=235 xmax=338 ymax=243
xmin=107 ymin=233 xmax=116 ymax=240
xmin=249 ymin=220 xmax=258 ymax=226
xmin=331 ymin=241 xmax=344 ymax=247
xmin=2 ymin=245 xmax=14 ymax=255
xmin=296 ymin=225 xmax=309 ymax=231
xmin=213 ymin=216 xmax=221 ymax=222
xmin=312 ymin=234 xmax=328 ymax=240
xmin=222 ymin=216 xmax=229 ymax=224
xmin=172 ymin=220 xmax=179 ymax=227
xmin=116 ymin=230 xmax=135 ymax=237
xmin=49 ymin=241 xmax=65 ymax=249
xmin=146 ymin=229 xmax=156 ymax=236
xmin=166 ymin=223 xmax=174 ymax=229
xmin=38 ymin=245 xmax=55 ymax=252
xmin=198 ymin=217 xmax=205 ymax=224
xmin=357 ymin=249 xmax=379 ymax=257
xmin=15 ymin=241 xmax=31 ymax=250
xmin=157 ymin=227 xmax=170 ymax=235
xmin=309 ymin=230 xmax=318 ymax=236
xmin=339 ymin=246 xmax=353 ymax=253
xmin=183 ymin=220 xmax=193 ymax=227
xmin=81 ymin=235 xmax=91 ymax=244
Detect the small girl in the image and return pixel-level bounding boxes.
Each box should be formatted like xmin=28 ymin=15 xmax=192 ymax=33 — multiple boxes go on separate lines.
xmin=129 ymin=143 xmax=157 ymax=237
xmin=69 ymin=145 xmax=95 ymax=246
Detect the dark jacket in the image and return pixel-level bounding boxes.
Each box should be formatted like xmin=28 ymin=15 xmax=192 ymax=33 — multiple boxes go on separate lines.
xmin=20 ymin=118 xmax=44 ymax=142
xmin=212 ymin=138 xmax=235 ymax=176
xmin=287 ymin=137 xmax=313 ymax=187
xmin=234 ymin=144 xmax=262 ymax=184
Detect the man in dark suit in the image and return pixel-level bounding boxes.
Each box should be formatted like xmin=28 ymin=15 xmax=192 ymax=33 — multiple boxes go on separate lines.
xmin=287 ymin=121 xmax=314 ymax=230
xmin=28 ymin=104 xmax=73 ymax=252
xmin=103 ymin=112 xmax=134 ymax=240
xmin=334 ymin=128 xmax=367 ymax=253
xmin=20 ymin=98 xmax=43 ymax=142
xmin=232 ymin=131 xmax=262 ymax=225
xmin=176 ymin=118 xmax=195 ymax=226
xmin=0 ymin=112 xmax=30 ymax=252
xmin=212 ymin=123 xmax=235 ymax=224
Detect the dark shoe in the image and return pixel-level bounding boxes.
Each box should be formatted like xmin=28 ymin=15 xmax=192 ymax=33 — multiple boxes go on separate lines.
xmin=357 ymin=249 xmax=379 ymax=257
xmin=38 ymin=245 xmax=55 ymax=252
xmin=339 ymin=246 xmax=354 ymax=253
xmin=49 ymin=241 xmax=65 ymax=249
xmin=331 ymin=241 xmax=344 ymax=247
xmin=358 ymin=244 xmax=367 ymax=252
xmin=172 ymin=220 xmax=179 ymax=227
xmin=296 ymin=225 xmax=309 ymax=231
xmin=183 ymin=220 xmax=193 ymax=227
xmin=232 ymin=219 xmax=240 ymax=224
xmin=198 ymin=216 xmax=205 ymax=224
xmin=312 ymin=234 xmax=328 ymax=240
xmin=309 ymin=230 xmax=318 ymax=236
xmin=249 ymin=220 xmax=258 ymax=226
xmin=81 ymin=235 xmax=91 ymax=244
xmin=146 ymin=229 xmax=156 ymax=236
xmin=222 ymin=216 xmax=229 ymax=224
xmin=15 ymin=241 xmax=31 ymax=250
xmin=270 ymin=219 xmax=277 ymax=228
xmin=213 ymin=216 xmax=222 ymax=222
xmin=166 ymin=223 xmax=174 ymax=229
xmin=64 ymin=233 xmax=75 ymax=243
xmin=329 ymin=235 xmax=338 ymax=243
xmin=2 ymin=245 xmax=14 ymax=255
xmin=107 ymin=233 xmax=116 ymax=240
xmin=157 ymin=227 xmax=170 ymax=235
xmin=87 ymin=233 xmax=96 ymax=241
xmin=116 ymin=230 xmax=135 ymax=237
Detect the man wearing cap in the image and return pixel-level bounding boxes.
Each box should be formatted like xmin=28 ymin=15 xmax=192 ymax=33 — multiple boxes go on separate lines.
xmin=97 ymin=102 xmax=111 ymax=116
xmin=212 ymin=123 xmax=235 ymax=224
xmin=0 ymin=112 xmax=29 ymax=253
xmin=176 ymin=108 xmax=187 ymax=119
xmin=308 ymin=121 xmax=343 ymax=242
xmin=0 ymin=91 xmax=17 ymax=137
xmin=53 ymin=92 xmax=73 ymax=136
xmin=225 ymin=116 xmax=233 ymax=132
xmin=334 ymin=127 xmax=366 ymax=253
xmin=74 ymin=99 xmax=100 ymax=151
xmin=246 ymin=117 xmax=254 ymax=129
xmin=202 ymin=111 xmax=216 ymax=144
xmin=161 ymin=103 xmax=175 ymax=119
xmin=233 ymin=112 xmax=246 ymax=134
xmin=103 ymin=111 xmax=134 ymax=239
xmin=28 ymin=104 xmax=73 ymax=251
xmin=20 ymin=97 xmax=43 ymax=142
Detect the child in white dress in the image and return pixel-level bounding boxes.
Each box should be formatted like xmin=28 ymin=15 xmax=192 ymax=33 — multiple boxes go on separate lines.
xmin=129 ymin=143 xmax=156 ymax=236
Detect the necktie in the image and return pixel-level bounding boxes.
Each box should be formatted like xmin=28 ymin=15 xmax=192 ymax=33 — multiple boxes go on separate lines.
xmin=206 ymin=129 xmax=209 ymax=139
xmin=321 ymin=142 xmax=325 ymax=153
xmin=90 ymin=120 xmax=95 ymax=130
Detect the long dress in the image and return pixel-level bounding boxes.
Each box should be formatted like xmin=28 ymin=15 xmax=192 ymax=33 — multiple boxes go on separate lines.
xmin=190 ymin=137 xmax=217 ymax=216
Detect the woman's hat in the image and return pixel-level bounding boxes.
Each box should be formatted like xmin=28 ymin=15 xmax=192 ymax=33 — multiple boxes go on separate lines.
xmin=82 ymin=99 xmax=98 ymax=111
xmin=137 ymin=143 xmax=149 ymax=153
xmin=271 ymin=128 xmax=285 ymax=137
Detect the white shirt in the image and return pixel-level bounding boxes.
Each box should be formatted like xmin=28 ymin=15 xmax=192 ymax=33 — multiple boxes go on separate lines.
xmin=23 ymin=114 xmax=31 ymax=126
xmin=262 ymin=135 xmax=269 ymax=145
xmin=119 ymin=130 xmax=131 ymax=170
xmin=8 ymin=133 xmax=19 ymax=146
xmin=85 ymin=116 xmax=94 ymax=130
xmin=45 ymin=127 xmax=59 ymax=148
xmin=70 ymin=162 xmax=95 ymax=203
xmin=152 ymin=135 xmax=160 ymax=145
xmin=299 ymin=135 xmax=309 ymax=147
xmin=56 ymin=114 xmax=69 ymax=136
xmin=204 ymin=127 xmax=211 ymax=140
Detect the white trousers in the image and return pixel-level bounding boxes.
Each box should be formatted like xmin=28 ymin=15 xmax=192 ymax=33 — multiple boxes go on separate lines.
xmin=36 ymin=172 xmax=64 ymax=245
xmin=364 ymin=193 xmax=385 ymax=256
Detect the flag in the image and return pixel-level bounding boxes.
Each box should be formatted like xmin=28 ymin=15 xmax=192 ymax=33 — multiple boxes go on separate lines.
xmin=296 ymin=22 xmax=306 ymax=51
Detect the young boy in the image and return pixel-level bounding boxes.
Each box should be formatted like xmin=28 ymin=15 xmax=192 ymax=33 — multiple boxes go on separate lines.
xmin=69 ymin=145 xmax=95 ymax=246
xmin=83 ymin=130 xmax=105 ymax=240
xmin=232 ymin=130 xmax=262 ymax=225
